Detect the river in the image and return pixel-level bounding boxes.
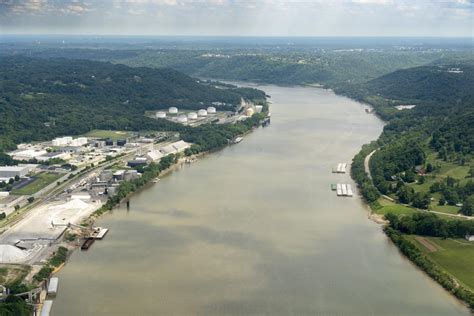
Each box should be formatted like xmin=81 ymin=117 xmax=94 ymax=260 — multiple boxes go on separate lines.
xmin=52 ymin=85 xmax=470 ymax=315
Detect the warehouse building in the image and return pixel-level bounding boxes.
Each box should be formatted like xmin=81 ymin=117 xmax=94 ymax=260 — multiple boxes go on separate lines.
xmin=146 ymin=150 xmax=164 ymax=162
xmin=36 ymin=152 xmax=71 ymax=162
xmin=0 ymin=166 xmax=30 ymax=180
xmin=10 ymin=149 xmax=47 ymax=161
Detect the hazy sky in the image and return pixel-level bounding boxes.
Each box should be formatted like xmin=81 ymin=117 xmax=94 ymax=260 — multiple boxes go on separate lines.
xmin=0 ymin=0 xmax=473 ymax=37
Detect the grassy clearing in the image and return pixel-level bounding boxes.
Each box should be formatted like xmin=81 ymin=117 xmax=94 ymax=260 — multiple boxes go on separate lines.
xmin=430 ymin=204 xmax=461 ymax=215
xmin=372 ymin=198 xmax=416 ymax=216
xmin=84 ymin=129 xmax=131 ymax=140
xmin=12 ymin=172 xmax=62 ymax=195
xmin=425 ymin=152 xmax=472 ymax=183
xmin=409 ymin=236 xmax=474 ymax=291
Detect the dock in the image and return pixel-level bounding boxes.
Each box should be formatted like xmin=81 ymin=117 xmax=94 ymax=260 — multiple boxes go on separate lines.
xmin=95 ymin=227 xmax=109 ymax=240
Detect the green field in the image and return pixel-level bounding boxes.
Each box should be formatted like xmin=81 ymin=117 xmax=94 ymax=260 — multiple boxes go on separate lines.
xmin=84 ymin=129 xmax=132 ymax=140
xmin=430 ymin=204 xmax=461 ymax=215
xmin=410 ymin=236 xmax=474 ymax=291
xmin=372 ymin=198 xmax=416 ymax=216
xmin=12 ymin=172 xmax=63 ymax=195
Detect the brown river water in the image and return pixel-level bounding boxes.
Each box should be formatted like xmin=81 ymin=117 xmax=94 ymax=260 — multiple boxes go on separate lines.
xmin=52 ymin=84 xmax=470 ymax=315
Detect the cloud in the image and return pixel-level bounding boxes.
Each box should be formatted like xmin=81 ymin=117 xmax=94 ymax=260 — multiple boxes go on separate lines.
xmin=0 ymin=0 xmax=472 ymax=36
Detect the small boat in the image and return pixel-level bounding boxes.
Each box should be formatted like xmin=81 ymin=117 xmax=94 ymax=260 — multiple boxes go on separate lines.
xmin=331 ymin=184 xmax=337 ymax=191
xmin=234 ymin=137 xmax=243 ymax=144
xmin=152 ymin=178 xmax=160 ymax=183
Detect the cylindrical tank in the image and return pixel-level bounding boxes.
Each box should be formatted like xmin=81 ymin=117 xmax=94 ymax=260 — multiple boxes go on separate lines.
xmin=198 ymin=109 xmax=208 ymax=117
xmin=177 ymin=115 xmax=188 ymax=123
xmin=169 ymin=107 xmax=178 ymax=114
xmin=255 ymin=105 xmax=263 ymax=113
xmin=245 ymin=108 xmax=255 ymax=116
xmin=156 ymin=111 xmax=166 ymax=118
xmin=207 ymin=106 xmax=216 ymax=114
xmin=187 ymin=112 xmax=198 ymax=120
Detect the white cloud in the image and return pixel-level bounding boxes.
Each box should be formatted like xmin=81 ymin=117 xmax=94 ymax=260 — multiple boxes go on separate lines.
xmin=0 ymin=0 xmax=472 ymax=36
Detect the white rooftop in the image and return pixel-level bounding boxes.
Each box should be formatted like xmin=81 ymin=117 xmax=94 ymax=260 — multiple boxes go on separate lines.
xmin=0 ymin=245 xmax=29 ymax=263
xmin=0 ymin=166 xmax=29 ymax=172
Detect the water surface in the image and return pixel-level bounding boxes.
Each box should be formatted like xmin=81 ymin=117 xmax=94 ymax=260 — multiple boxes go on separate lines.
xmin=52 ymin=85 xmax=470 ymax=315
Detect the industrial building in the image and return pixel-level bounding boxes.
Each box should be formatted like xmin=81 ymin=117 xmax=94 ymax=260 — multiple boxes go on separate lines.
xmin=0 ymin=165 xmax=30 ymax=179
xmin=36 ymin=152 xmax=71 ymax=162
xmin=11 ymin=149 xmax=47 ymax=161
xmin=159 ymin=144 xmax=177 ymax=155
xmin=156 ymin=111 xmax=167 ymax=118
xmin=158 ymin=140 xmax=190 ymax=156
xmin=172 ymin=140 xmax=191 ymax=152
xmin=146 ymin=150 xmax=164 ymax=162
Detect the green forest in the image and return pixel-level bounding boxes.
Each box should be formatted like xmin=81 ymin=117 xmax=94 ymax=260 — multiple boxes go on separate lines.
xmin=0 ymin=56 xmax=265 ymax=152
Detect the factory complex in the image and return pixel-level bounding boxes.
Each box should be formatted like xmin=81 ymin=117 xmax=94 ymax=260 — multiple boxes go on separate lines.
xmin=153 ymin=99 xmax=264 ymax=126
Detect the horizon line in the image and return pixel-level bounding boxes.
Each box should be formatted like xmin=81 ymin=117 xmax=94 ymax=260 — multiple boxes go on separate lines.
xmin=1 ymin=34 xmax=473 ymax=39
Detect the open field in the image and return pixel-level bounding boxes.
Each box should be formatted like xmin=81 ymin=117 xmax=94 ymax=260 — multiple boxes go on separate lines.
xmin=372 ymin=198 xmax=416 ymax=216
xmin=84 ymin=129 xmax=132 ymax=140
xmin=12 ymin=172 xmax=63 ymax=195
xmin=430 ymin=204 xmax=461 ymax=215
xmin=410 ymin=236 xmax=474 ymax=291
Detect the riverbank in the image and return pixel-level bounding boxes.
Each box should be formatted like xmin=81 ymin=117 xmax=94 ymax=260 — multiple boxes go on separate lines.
xmin=345 ymin=97 xmax=474 ymax=311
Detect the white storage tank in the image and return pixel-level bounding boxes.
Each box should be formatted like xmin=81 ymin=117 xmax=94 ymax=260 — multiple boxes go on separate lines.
xmin=169 ymin=107 xmax=178 ymax=114
xmin=245 ymin=108 xmax=255 ymax=116
xmin=177 ymin=115 xmax=188 ymax=123
xmin=187 ymin=112 xmax=198 ymax=120
xmin=198 ymin=109 xmax=208 ymax=117
xmin=156 ymin=111 xmax=166 ymax=118
xmin=207 ymin=106 xmax=216 ymax=114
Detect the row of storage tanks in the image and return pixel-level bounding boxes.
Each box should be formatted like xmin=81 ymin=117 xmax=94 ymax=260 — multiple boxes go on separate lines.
xmin=156 ymin=107 xmax=217 ymax=122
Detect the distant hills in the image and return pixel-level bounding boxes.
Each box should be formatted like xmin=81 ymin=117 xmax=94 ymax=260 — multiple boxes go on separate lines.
xmin=363 ymin=64 xmax=474 ymax=105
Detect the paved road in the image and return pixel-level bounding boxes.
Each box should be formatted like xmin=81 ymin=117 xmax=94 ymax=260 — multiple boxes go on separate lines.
xmin=364 ymin=149 xmax=377 ymax=179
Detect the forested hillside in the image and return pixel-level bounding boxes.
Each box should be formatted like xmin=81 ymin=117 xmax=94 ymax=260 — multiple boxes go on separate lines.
xmin=346 ymin=59 xmax=474 ymax=217
xmin=0 ymin=46 xmax=448 ymax=86
xmin=0 ymin=56 xmax=265 ymax=151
